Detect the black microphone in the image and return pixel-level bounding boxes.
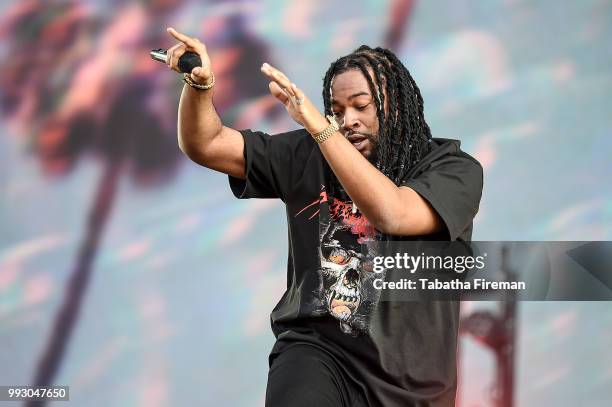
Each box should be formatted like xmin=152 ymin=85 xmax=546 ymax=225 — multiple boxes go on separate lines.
xmin=150 ymin=48 xmax=202 ymax=73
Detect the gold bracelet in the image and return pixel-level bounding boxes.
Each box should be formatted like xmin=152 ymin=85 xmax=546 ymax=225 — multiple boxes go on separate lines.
xmin=312 ymin=115 xmax=340 ymax=144
xmin=183 ymin=71 xmax=215 ymax=90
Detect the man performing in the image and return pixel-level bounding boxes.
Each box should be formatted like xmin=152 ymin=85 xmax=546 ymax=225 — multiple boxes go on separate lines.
xmin=165 ymin=27 xmax=483 ymax=407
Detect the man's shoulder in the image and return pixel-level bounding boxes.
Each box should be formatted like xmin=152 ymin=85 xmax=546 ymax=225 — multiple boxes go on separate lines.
xmin=427 ymin=137 xmax=482 ymax=170
xmin=241 ymin=127 xmax=314 ymax=149
xmin=243 ymin=127 xmax=310 ymax=139
xmin=271 ymin=127 xmax=311 ymax=139
xmin=239 ymin=127 xmax=319 ymax=173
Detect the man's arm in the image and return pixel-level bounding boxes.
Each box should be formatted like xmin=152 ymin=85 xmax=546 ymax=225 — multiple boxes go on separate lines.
xmin=177 ymin=84 xmax=245 ymax=180
xmin=316 ymin=129 xmax=484 ymax=239
xmin=315 ymin=130 xmax=444 ymax=236
xmin=257 ymin=63 xmax=444 ymax=236
xmin=166 ymin=27 xmax=245 ymax=180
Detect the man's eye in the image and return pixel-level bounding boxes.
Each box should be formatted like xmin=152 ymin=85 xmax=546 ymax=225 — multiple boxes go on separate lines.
xmin=356 ymin=103 xmax=371 ymax=111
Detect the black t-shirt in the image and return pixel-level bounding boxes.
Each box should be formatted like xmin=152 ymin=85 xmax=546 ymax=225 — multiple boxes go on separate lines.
xmin=228 ymin=128 xmax=483 ymax=407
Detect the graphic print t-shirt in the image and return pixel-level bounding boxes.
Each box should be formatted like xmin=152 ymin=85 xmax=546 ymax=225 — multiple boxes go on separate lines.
xmin=228 ymin=128 xmax=483 ymax=407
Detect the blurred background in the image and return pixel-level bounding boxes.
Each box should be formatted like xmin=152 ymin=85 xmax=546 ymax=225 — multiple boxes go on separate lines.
xmin=0 ymin=0 xmax=611 ymax=406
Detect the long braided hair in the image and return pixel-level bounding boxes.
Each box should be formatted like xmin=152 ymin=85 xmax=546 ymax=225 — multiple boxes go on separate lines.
xmin=322 ymin=45 xmax=433 ymax=208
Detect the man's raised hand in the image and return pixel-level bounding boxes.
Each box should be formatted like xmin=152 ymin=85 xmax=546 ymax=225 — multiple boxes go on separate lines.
xmin=166 ymin=27 xmax=212 ymax=85
xmin=260 ymin=62 xmax=328 ymax=134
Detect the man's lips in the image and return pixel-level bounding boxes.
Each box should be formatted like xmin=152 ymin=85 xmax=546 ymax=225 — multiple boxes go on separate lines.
xmin=347 ymin=134 xmax=368 ymax=150
xmin=347 ymin=134 xmax=367 ymax=143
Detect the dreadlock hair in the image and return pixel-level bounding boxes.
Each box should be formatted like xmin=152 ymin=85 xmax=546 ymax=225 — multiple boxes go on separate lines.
xmin=321 ymin=45 xmax=433 ymax=238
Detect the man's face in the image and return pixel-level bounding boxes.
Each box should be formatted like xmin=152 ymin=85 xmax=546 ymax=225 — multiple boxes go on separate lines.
xmin=330 ymin=69 xmax=387 ymax=162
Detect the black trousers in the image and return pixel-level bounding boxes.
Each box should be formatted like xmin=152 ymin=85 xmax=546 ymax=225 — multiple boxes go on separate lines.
xmin=265 ymin=344 xmax=369 ymax=407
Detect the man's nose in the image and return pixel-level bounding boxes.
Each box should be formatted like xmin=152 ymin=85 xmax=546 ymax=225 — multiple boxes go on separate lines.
xmin=341 ymin=111 xmax=359 ymax=131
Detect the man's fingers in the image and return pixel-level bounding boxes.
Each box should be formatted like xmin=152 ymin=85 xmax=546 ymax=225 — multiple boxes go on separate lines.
xmin=266 ymin=63 xmax=289 ymax=81
xmin=166 ymin=27 xmax=190 ymax=43
xmin=269 ymin=82 xmax=290 ymax=105
xmin=166 ymin=43 xmax=185 ymax=69
xmin=168 ymin=44 xmax=186 ymax=73
xmin=165 ymin=44 xmax=177 ymax=64
xmin=166 ymin=27 xmax=199 ymax=48
xmin=291 ymin=83 xmax=306 ymax=105
xmin=261 ymin=63 xmax=295 ymax=97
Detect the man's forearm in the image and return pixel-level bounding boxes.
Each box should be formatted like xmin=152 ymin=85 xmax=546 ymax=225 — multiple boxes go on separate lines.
xmin=316 ymin=130 xmax=442 ymax=236
xmin=177 ymin=84 xmax=222 ymax=158
xmin=315 ymin=129 xmax=402 ymax=232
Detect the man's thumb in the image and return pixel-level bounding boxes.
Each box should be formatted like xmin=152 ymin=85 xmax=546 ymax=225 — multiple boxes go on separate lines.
xmin=190 ymin=66 xmax=211 ymax=85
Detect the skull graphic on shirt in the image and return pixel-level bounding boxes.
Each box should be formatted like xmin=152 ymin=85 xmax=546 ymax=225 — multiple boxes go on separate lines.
xmin=317 ymin=205 xmax=381 ymax=336
xmin=296 ymin=187 xmax=382 ymax=336
xmin=319 ymin=223 xmax=366 ymax=332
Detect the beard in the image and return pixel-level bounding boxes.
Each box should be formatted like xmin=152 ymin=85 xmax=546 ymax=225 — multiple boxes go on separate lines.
xmin=346 ymin=130 xmax=380 ymax=165
xmin=366 ymin=133 xmax=380 ymax=165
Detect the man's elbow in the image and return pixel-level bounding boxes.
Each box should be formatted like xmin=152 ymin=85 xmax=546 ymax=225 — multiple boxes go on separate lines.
xmin=178 ymin=137 xmax=188 ymax=156
xmin=376 ymin=209 xmax=444 ymax=237
xmin=371 ymin=208 xmax=401 ymax=236
xmin=178 ymin=135 xmax=211 ymax=165
xmin=375 ymin=217 xmax=403 ymax=236
xmin=178 ymin=139 xmax=196 ymax=161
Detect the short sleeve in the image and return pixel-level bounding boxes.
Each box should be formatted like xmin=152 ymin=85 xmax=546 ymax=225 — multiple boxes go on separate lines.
xmin=400 ymin=154 xmax=483 ymax=241
xmin=228 ymin=128 xmax=310 ymax=202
